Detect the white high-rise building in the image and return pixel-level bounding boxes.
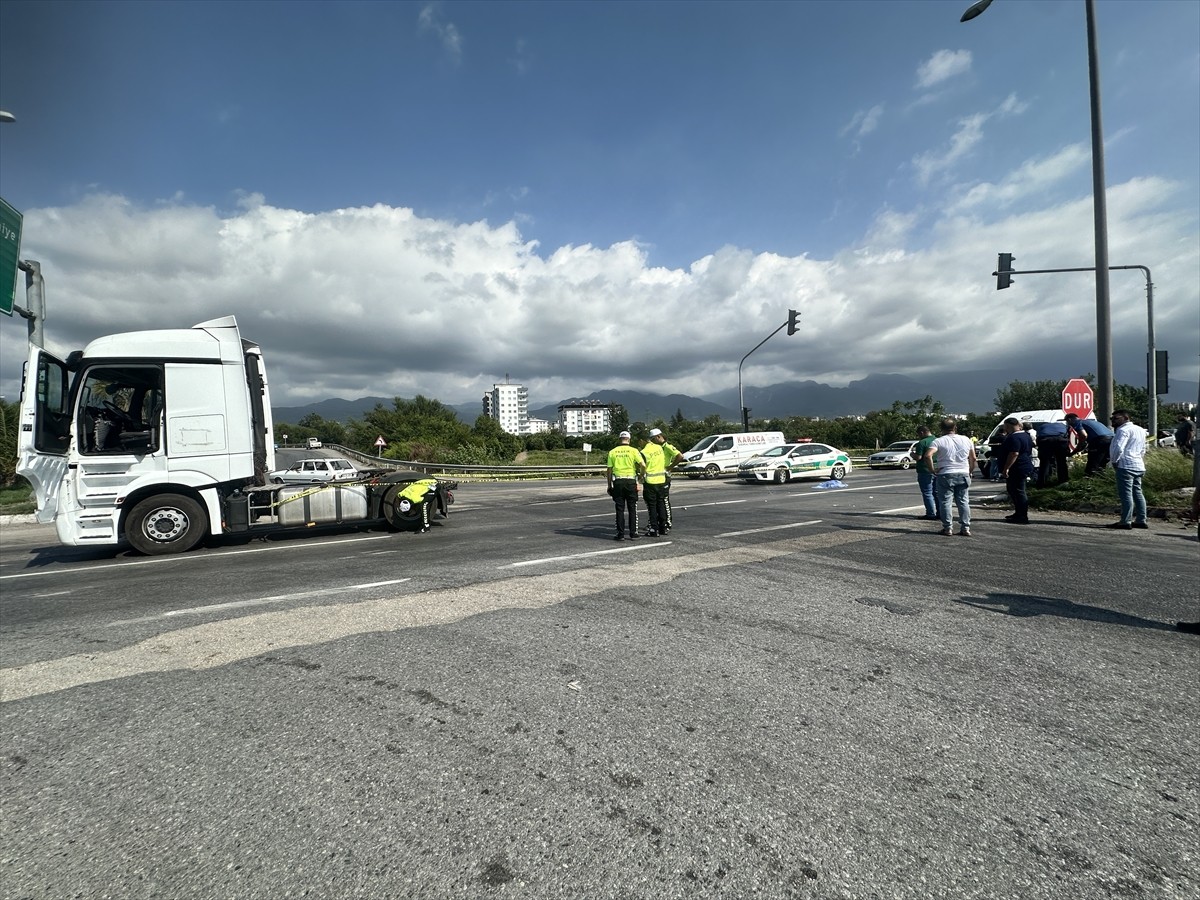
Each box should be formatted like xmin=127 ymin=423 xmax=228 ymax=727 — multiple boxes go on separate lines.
xmin=488 ymin=380 xmax=528 ymax=435
xmin=558 ymin=401 xmax=612 ymax=436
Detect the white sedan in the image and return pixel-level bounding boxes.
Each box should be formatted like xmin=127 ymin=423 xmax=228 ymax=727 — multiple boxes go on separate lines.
xmin=269 ymin=458 xmax=359 ymax=484
xmin=736 ymin=443 xmax=853 ymax=484
xmin=867 ymin=441 xmax=920 ymax=469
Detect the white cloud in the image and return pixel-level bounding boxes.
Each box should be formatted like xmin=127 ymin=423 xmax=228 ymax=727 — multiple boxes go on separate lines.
xmin=946 ymin=144 xmax=1091 ymax=213
xmin=841 ymin=104 xmax=885 ymax=140
xmin=915 ymin=49 xmax=972 ymax=90
xmin=418 ymin=4 xmax=463 ymax=64
xmin=3 ymin=171 xmax=1194 ymax=410
xmin=913 ymin=93 xmax=1028 ymax=187
xmin=913 ymin=113 xmax=986 ymax=186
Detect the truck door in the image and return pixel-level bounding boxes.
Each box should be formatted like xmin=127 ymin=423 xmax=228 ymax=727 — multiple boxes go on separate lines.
xmin=15 ymin=346 xmax=71 ymax=523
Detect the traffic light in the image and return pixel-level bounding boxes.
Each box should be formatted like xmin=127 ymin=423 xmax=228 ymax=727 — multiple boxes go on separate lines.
xmin=742 ymin=407 xmax=752 ymax=432
xmin=786 ymin=309 xmax=800 ymax=335
xmin=997 ymin=253 xmax=1014 ymax=290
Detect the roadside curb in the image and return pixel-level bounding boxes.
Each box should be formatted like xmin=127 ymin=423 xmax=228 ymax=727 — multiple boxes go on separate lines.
xmin=0 ymin=514 xmax=39 ymax=526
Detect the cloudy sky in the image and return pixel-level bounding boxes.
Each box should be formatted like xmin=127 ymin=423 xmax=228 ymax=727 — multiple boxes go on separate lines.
xmin=1 ymin=0 xmax=1197 ymax=410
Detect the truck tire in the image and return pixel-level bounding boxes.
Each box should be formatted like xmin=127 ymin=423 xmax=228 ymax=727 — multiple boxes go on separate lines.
xmin=704 ymin=464 xmax=721 ymax=479
xmin=125 ymin=494 xmax=207 ymax=555
xmin=382 ymin=485 xmax=427 ymax=531
xmin=831 ymin=464 xmax=847 ymax=479
xmin=774 ymin=467 xmax=790 ymax=484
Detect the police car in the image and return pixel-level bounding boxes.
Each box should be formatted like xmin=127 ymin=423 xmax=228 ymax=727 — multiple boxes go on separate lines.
xmin=736 ymin=443 xmax=853 ymax=484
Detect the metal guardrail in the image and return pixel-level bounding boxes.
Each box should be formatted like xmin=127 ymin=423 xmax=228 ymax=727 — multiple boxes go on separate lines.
xmin=310 ymin=445 xmax=607 ymax=481
xmin=282 ymin=444 xmax=878 ymax=481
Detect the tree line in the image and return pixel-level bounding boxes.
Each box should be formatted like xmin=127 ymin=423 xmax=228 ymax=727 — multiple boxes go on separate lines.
xmin=276 ymin=379 xmax=1192 ymax=465
xmin=1 ymin=379 xmax=1188 ymax=487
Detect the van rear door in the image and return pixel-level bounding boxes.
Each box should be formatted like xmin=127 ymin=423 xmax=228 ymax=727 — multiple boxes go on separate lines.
xmin=15 ymin=346 xmax=72 ymax=523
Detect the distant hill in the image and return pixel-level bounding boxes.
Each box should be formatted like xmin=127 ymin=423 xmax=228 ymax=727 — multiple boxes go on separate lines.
xmin=272 ymin=396 xmax=393 ymax=425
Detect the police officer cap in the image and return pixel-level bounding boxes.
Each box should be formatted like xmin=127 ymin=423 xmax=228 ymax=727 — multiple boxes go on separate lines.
xmin=649 ymin=428 xmax=663 ymax=437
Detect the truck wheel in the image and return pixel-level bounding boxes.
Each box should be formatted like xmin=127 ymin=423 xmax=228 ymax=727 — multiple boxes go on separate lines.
xmin=774 ymin=467 xmax=790 ymax=484
xmin=704 ymin=464 xmax=720 ymax=479
xmin=125 ymin=494 xmax=207 ymax=555
xmin=831 ymin=464 xmax=847 ymax=479
xmin=382 ymin=485 xmax=427 ymax=531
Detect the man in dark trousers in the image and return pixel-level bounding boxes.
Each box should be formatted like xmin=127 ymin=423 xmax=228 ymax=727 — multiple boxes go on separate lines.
xmin=999 ymin=417 xmax=1035 ymax=524
xmin=606 ymin=431 xmax=645 ymax=541
xmin=1064 ymin=413 xmax=1114 ymax=476
xmin=1035 ymin=420 xmax=1071 ymax=487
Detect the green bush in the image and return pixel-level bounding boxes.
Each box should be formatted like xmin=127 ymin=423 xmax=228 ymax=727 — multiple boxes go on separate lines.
xmin=1029 ymin=449 xmax=1193 ymax=511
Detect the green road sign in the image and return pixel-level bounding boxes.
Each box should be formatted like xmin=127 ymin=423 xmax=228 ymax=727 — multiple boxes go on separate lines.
xmin=0 ymin=197 xmax=22 ymax=316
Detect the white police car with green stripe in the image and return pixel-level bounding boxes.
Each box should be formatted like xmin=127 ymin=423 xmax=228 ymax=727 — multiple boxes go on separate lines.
xmin=736 ymin=443 xmax=852 ymax=484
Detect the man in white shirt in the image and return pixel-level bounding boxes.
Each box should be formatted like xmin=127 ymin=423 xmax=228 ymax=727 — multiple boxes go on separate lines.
xmin=923 ymin=417 xmax=978 ymax=537
xmin=1107 ymin=409 xmax=1148 ymax=530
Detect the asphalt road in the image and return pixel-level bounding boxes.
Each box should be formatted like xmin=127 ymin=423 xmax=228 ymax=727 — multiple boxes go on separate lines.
xmin=1 ymin=470 xmax=1197 ymax=899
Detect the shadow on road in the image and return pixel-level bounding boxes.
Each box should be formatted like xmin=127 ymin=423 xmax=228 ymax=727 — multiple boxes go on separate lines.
xmin=954 ymin=592 xmax=1176 ymax=631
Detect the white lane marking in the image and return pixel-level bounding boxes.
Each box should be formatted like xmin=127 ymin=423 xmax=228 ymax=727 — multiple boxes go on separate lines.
xmin=719 ymin=520 xmax=822 ymax=537
xmin=1 ymin=528 xmax=904 ymax=703
xmin=107 ymin=579 xmax=412 ymax=626
xmin=0 ymin=533 xmax=399 ymax=581
xmin=501 ymin=543 xmax=670 ymax=568
xmin=873 ymin=505 xmax=927 ymax=516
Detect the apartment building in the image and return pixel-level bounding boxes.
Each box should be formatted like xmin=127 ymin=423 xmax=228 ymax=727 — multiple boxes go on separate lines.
xmin=558 ymin=401 xmax=612 ymax=436
xmin=486 ymin=380 xmax=529 ymax=435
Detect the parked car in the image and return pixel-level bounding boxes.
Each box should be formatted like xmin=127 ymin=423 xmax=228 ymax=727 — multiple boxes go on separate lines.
xmin=736 ymin=443 xmax=853 ymax=484
xmin=867 ymin=441 xmax=920 ymax=470
xmin=269 ymin=458 xmax=359 ymax=484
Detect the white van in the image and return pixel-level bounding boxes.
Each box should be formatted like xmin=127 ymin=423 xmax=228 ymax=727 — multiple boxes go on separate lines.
xmin=680 ymin=431 xmax=786 ymax=478
xmin=980 ymin=408 xmax=1095 ymax=475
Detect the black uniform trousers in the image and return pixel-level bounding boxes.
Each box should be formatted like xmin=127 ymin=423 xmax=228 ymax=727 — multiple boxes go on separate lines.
xmin=612 ymin=479 xmax=639 ymax=537
xmin=643 ymin=480 xmax=670 ymax=533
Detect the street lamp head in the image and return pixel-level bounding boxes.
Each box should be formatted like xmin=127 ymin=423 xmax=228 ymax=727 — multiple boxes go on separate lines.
xmin=0 ymin=110 xmax=16 ymax=124
xmin=960 ymin=0 xmax=993 ymax=23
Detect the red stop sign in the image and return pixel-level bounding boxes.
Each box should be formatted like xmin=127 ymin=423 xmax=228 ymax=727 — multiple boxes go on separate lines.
xmin=1062 ymin=378 xmax=1094 ymax=418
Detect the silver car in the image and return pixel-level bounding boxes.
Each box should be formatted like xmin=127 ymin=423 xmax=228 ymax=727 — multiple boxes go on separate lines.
xmin=269 ymin=458 xmax=359 ymax=484
xmin=867 ymin=441 xmax=920 ymax=470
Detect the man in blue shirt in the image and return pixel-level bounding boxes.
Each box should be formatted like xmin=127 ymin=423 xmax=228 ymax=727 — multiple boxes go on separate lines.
xmin=1034 ymin=420 xmax=1071 ymax=487
xmin=999 ymin=417 xmax=1035 ymax=524
xmin=1064 ymin=413 xmax=1114 ymax=476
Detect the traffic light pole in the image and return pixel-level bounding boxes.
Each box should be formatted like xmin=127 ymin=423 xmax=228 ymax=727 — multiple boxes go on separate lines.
xmin=993 ymin=262 xmax=1156 ymax=438
xmin=737 ymin=311 xmax=800 ymax=433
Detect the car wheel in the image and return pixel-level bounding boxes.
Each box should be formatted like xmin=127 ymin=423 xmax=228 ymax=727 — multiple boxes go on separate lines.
xmin=831 ymin=464 xmax=846 ymax=479
xmin=124 ymin=493 xmax=207 ymax=556
xmin=704 ymin=464 xmax=720 ymax=479
xmin=272 ymin=477 xmax=284 ymax=484
xmin=900 ymin=458 xmax=912 ymax=470
xmin=774 ymin=466 xmax=790 ymax=484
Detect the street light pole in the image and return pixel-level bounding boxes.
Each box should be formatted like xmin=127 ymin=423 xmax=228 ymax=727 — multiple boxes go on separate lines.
xmin=963 ymin=0 xmax=1113 ymax=422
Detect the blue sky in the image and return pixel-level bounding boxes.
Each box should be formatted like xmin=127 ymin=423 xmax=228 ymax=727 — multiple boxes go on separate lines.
xmin=1 ymin=0 xmax=1197 ymax=411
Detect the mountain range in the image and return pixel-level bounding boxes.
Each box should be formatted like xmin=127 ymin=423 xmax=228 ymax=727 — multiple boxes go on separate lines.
xmin=271 ymin=372 xmax=1198 ymax=428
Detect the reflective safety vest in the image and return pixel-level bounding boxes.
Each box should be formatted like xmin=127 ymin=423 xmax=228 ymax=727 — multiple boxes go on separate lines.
xmin=398 ymin=478 xmax=437 ymax=503
xmin=606 ymin=444 xmax=644 ymax=479
xmin=642 ymin=441 xmax=680 ymax=484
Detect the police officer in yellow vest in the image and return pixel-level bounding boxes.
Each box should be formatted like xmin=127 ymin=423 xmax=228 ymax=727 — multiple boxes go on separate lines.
xmin=642 ymin=427 xmax=682 ymax=536
xmin=606 ymin=430 xmax=646 ymax=541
